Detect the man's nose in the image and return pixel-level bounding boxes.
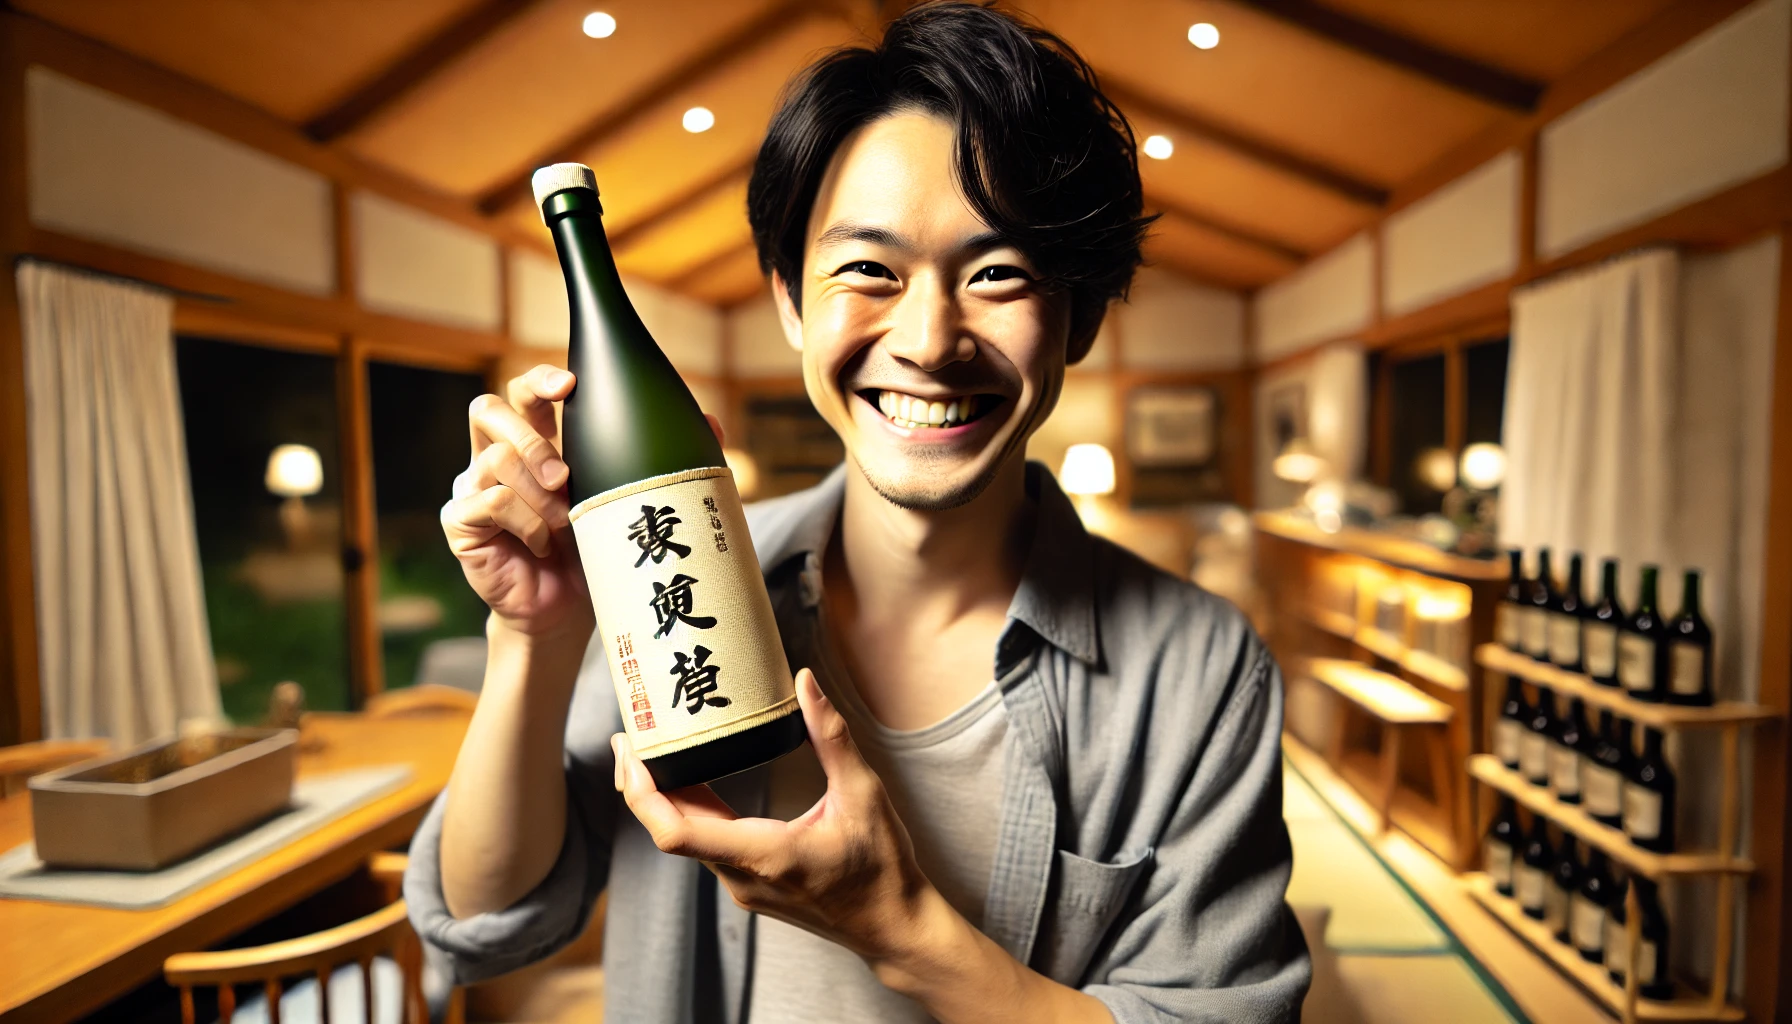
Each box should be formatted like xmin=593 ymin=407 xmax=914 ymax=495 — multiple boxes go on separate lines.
xmin=883 ymin=272 xmax=975 ymax=371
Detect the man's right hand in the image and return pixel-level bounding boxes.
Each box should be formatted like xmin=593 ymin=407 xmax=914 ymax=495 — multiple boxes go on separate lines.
xmin=441 ymin=364 xmax=592 ymax=641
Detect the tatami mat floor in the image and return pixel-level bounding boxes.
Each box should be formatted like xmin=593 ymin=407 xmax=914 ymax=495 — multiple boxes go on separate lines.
xmin=1285 ymin=761 xmax=1527 ymax=1024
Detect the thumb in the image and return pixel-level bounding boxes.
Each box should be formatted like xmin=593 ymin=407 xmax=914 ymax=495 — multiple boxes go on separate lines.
xmin=795 ymin=668 xmax=869 ymax=784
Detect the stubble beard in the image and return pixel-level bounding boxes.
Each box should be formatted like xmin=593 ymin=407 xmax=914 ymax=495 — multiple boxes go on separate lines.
xmin=853 ymin=444 xmax=1008 ymax=513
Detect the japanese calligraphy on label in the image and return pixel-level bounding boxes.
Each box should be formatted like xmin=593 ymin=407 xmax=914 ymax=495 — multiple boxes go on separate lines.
xmin=570 ymin=467 xmax=797 ymax=761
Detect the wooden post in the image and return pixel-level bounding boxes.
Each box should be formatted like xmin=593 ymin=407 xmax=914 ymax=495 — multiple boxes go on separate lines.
xmin=337 ymin=336 xmax=382 ymax=708
xmin=1622 ymin=881 xmax=1640 ymax=1024
xmin=1376 ymin=724 xmax=1403 ymax=834
xmin=0 ymin=15 xmax=38 ymax=744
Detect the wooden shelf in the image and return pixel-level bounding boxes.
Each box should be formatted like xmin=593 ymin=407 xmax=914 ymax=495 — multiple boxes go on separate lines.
xmin=1254 ymin=510 xmax=1509 ymax=582
xmin=1300 ymin=606 xmax=1470 ymax=691
xmin=1464 ymin=873 xmax=1742 ymax=1022
xmin=1469 ymin=755 xmax=1752 ymax=877
xmin=1477 ymin=645 xmax=1780 ymax=729
xmin=1304 ymin=658 xmax=1453 ymax=724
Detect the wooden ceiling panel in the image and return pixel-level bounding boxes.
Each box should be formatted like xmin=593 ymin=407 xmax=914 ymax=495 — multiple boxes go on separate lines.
xmin=1315 ymin=0 xmax=1680 ymax=81
xmin=613 ymin=177 xmax=754 ymax=282
xmin=14 ymin=0 xmax=482 ymax=123
xmin=342 ymin=0 xmax=795 ymax=197
xmin=1131 ymin=113 xmax=1371 ymax=254
xmin=678 ymin=245 xmax=769 ymax=307
xmin=1020 ymin=0 xmax=1516 ymax=187
xmin=1143 ymin=214 xmax=1299 ymax=289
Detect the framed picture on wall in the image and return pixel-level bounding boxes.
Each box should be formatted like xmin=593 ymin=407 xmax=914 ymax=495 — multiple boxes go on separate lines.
xmin=1267 ymin=381 xmax=1307 ymax=453
xmin=1126 ymin=386 xmax=1216 ymax=467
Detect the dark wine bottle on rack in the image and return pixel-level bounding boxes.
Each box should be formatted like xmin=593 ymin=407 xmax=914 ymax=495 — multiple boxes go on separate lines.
xmin=1625 ymin=727 xmax=1676 ymax=853
xmin=1636 ymin=879 xmax=1674 ymax=1000
xmin=1620 ymin=565 xmax=1668 ymax=702
xmin=1486 ymin=795 xmax=1521 ymax=897
xmin=1499 ymin=549 xmax=1526 ymax=651
xmin=535 ymin=163 xmax=806 ymax=789
xmin=1495 ymin=676 xmax=1529 ymax=770
xmin=1548 ymin=834 xmax=1582 ymax=943
xmin=1574 ymin=848 xmax=1616 ymax=963
xmin=1518 ymin=814 xmax=1553 ymax=920
xmin=1522 ymin=686 xmax=1555 ymax=787
xmin=1550 ymin=697 xmax=1589 ymax=804
xmin=1667 ymin=568 xmax=1714 ymax=706
xmin=1585 ymin=710 xmax=1626 ymax=827
xmin=1524 ymin=548 xmax=1555 ymax=661
xmin=1550 ymin=553 xmax=1586 ymax=672
xmin=1586 ymin=558 xmax=1626 ymax=688
xmin=1604 ymin=875 xmax=1631 ymax=985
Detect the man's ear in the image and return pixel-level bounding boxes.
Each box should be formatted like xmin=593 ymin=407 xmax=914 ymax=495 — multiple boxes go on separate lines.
xmin=770 ymin=271 xmax=803 ymax=353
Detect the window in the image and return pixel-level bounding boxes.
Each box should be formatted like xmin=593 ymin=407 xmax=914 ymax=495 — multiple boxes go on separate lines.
xmin=1372 ymin=333 xmax=1510 ymax=517
xmin=369 ymin=361 xmax=491 ymax=692
xmin=176 ymin=337 xmax=349 ymax=721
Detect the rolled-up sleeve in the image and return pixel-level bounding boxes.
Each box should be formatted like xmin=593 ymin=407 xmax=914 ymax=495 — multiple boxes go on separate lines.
xmin=404 ymin=639 xmax=623 ymax=985
xmin=1084 ymin=646 xmax=1311 ymax=1023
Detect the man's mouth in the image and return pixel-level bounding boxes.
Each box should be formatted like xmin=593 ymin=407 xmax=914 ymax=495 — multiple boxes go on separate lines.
xmin=863 ymin=388 xmax=1000 ymax=430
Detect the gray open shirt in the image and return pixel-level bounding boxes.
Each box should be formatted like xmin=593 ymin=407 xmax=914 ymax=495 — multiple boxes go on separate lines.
xmin=406 ymin=463 xmax=1311 ymax=1022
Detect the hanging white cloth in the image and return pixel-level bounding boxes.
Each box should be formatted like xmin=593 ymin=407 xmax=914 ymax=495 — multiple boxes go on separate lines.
xmin=18 ymin=261 xmax=220 ymax=744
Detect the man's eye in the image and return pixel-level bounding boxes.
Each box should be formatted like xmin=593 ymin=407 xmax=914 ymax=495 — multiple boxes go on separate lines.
xmin=970 ymin=265 xmax=1030 ymax=284
xmin=837 ymin=261 xmax=896 ymax=280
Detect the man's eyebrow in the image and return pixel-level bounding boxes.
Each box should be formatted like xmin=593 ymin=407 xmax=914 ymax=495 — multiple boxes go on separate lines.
xmin=812 ymin=223 xmax=1014 ymax=256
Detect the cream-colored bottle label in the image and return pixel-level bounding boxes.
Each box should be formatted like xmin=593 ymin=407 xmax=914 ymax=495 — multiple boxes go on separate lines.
xmin=1522 ymin=607 xmax=1549 ymax=658
xmin=1637 ymin=941 xmax=1658 ymax=984
xmin=1484 ymin=842 xmax=1512 ymax=889
xmin=1624 ymin=784 xmax=1663 ymax=841
xmin=1517 ymin=864 xmax=1546 ymax=912
xmin=1544 ymin=880 xmax=1570 ymax=933
xmin=1572 ymin=895 xmax=1605 ymax=952
xmin=1493 ymin=719 xmax=1522 ymax=766
xmin=570 ymin=467 xmax=797 ymax=761
xmin=1550 ymin=743 xmax=1582 ymax=797
xmin=1671 ymin=643 xmax=1705 ymax=697
xmin=1585 ymin=765 xmax=1622 ymax=818
xmin=1520 ymin=732 xmax=1550 ymax=783
xmin=1605 ymin=917 xmax=1629 ymax=975
xmin=1619 ymin=633 xmax=1656 ymax=693
xmin=1585 ymin=623 xmax=1617 ymax=677
xmin=1497 ymin=603 xmax=1522 ymax=648
xmin=1549 ymin=613 xmax=1581 ymax=665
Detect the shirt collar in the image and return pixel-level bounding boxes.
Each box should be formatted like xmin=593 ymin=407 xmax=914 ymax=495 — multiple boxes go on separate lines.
xmin=749 ymin=460 xmax=1101 ymax=668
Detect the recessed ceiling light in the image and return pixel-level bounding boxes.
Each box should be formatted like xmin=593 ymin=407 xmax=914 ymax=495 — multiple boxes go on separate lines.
xmin=582 ymin=11 xmax=616 ymax=38
xmin=1188 ymin=22 xmax=1220 ymax=49
xmin=682 ymin=106 xmax=715 ymax=133
xmin=1143 ymin=134 xmax=1174 ymax=160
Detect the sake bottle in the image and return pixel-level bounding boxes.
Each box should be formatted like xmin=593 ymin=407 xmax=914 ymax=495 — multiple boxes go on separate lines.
xmin=535 ymin=163 xmax=805 ymax=789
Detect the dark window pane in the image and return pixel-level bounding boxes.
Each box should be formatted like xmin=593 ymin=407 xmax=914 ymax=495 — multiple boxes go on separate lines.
xmin=1464 ymin=337 xmax=1510 ymax=446
xmin=369 ymin=361 xmax=491 ymax=692
xmin=1388 ymin=353 xmax=1448 ymax=515
xmin=177 ymin=337 xmax=349 ymax=721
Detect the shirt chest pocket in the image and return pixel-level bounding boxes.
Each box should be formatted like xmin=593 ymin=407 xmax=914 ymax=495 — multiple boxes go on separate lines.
xmin=1033 ymin=847 xmax=1153 ymax=985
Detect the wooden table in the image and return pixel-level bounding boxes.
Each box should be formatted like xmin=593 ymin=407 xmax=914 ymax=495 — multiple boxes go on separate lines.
xmin=0 ymin=712 xmax=468 ymax=1023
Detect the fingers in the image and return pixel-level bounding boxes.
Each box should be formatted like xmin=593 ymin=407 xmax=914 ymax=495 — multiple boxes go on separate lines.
xmin=471 ymin=440 xmax=569 ymax=531
xmin=507 ymin=365 xmax=574 ymax=446
xmin=796 ymin=668 xmax=871 ymax=789
xmin=468 ymin=391 xmax=569 ymax=492
xmin=613 ymin=732 xmax=785 ymax=868
xmin=443 ymin=484 xmax=552 ymax=557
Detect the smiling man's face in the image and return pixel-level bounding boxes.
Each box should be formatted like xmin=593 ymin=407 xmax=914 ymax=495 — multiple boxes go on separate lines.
xmin=772 ymin=110 xmax=1071 ymax=512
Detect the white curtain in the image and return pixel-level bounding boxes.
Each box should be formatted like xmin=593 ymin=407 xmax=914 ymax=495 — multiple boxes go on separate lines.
xmin=18 ymin=261 xmax=220 ymax=744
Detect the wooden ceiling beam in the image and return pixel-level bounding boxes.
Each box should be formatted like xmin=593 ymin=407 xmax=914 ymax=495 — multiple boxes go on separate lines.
xmin=304 ymin=0 xmax=550 ymax=143
xmin=1231 ymin=0 xmax=1544 ymax=112
xmin=607 ymin=154 xmax=758 ymax=251
xmin=665 ymin=239 xmax=761 ymax=291
xmin=477 ymin=0 xmax=820 ymax=215
xmin=1145 ymin=194 xmax=1306 ymax=264
xmin=1101 ymin=81 xmax=1389 ymax=208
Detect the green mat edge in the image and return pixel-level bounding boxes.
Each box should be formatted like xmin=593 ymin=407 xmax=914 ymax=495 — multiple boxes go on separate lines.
xmin=1283 ymin=755 xmax=1533 ymax=1024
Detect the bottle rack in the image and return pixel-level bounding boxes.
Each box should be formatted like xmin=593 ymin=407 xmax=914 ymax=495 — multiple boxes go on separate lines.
xmin=1470 ymin=643 xmax=1779 ymax=1024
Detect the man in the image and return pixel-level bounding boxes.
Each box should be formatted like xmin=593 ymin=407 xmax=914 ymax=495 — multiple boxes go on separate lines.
xmin=407 ymin=4 xmax=1311 ymax=1021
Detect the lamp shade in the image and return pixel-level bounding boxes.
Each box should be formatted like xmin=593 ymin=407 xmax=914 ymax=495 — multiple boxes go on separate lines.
xmin=1059 ymin=443 xmax=1116 ymax=497
xmin=1272 ymin=437 xmax=1325 ymax=483
xmin=265 ymin=444 xmax=323 ymax=498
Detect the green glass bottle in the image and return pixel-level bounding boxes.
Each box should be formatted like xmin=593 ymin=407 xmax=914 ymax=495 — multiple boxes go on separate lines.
xmin=1667 ymin=569 xmax=1714 ymax=706
xmin=1619 ymin=565 xmax=1667 ymax=702
xmin=536 ymin=163 xmax=805 ymax=789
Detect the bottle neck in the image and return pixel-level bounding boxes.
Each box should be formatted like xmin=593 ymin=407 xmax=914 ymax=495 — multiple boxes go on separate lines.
xmin=1601 ymin=559 xmax=1619 ymax=601
xmin=1508 ymin=549 xmax=1523 ymax=584
xmin=1565 ymin=556 xmax=1583 ymax=596
xmin=1638 ymin=567 xmax=1659 ymax=612
xmin=1681 ymin=571 xmax=1702 ymax=617
xmin=1536 ymin=550 xmax=1553 ymax=584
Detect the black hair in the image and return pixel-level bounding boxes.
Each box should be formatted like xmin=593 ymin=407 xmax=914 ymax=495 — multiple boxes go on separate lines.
xmin=746 ymin=1 xmax=1153 ymax=362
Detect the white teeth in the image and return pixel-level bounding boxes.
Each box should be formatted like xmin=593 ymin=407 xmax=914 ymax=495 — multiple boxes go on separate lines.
xmin=874 ymin=389 xmax=979 ymax=428
xmin=928 ymin=401 xmax=945 ymax=425
xmin=945 ymin=400 xmax=959 ymax=423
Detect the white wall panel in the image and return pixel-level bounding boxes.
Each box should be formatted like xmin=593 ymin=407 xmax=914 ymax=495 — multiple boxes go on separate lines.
xmin=355 ymin=192 xmax=500 ymax=331
xmin=509 ymin=248 xmax=568 ymax=349
xmin=727 ymin=295 xmax=802 ymax=378
xmin=627 ymin=274 xmax=722 ymax=378
xmin=1254 ymin=233 xmax=1374 ymax=361
xmin=27 ymin=67 xmax=334 ymax=295
xmin=1539 ymin=0 xmax=1790 ymax=257
xmin=1117 ymin=267 xmax=1247 ymax=371
xmin=1383 ymin=151 xmax=1519 ymax=316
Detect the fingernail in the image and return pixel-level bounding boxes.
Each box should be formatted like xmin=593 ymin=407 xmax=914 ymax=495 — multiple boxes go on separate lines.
xmin=549 ymin=370 xmax=573 ymax=390
xmin=543 ymin=457 xmax=568 ymax=486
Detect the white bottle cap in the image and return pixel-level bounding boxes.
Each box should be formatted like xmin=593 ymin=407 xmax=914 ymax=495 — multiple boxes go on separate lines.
xmin=531 ymin=163 xmax=599 ymax=221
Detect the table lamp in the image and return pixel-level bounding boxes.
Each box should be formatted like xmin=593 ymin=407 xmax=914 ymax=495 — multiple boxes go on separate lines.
xmin=1060 ymin=443 xmax=1116 ymax=524
xmin=266 ymin=443 xmax=323 ymax=549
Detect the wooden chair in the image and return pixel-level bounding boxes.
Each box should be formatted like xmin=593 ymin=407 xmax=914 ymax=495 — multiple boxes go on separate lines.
xmin=164 ymin=853 xmax=463 ymax=1024
xmin=0 ymin=739 xmax=110 ymax=797
xmin=365 ymin=684 xmax=478 ymax=720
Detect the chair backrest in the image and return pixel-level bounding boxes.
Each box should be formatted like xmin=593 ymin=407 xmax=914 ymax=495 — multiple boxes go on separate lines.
xmin=164 ymin=899 xmax=428 ymax=1024
xmin=364 ymin=683 xmax=478 ymax=720
xmin=0 ymin=739 xmax=109 ymax=797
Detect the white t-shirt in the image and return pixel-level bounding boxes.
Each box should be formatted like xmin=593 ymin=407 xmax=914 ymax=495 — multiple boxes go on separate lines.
xmin=749 ymin=673 xmax=1009 ymax=1023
